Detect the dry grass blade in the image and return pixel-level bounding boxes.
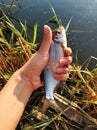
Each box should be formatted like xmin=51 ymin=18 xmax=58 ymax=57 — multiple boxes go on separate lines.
xmin=73 ymin=64 xmax=96 ymax=96
xmin=0 ymin=4 xmax=97 ymax=130
xmin=54 ymin=93 xmax=97 ymax=126
xmin=0 ymin=8 xmax=37 ymax=81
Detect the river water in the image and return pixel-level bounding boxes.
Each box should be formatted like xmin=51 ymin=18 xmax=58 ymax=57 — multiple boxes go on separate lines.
xmin=1 ymin=0 xmax=97 ymax=68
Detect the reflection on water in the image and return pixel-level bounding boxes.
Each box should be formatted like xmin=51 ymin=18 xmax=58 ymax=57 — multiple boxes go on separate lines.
xmin=1 ymin=0 xmax=97 ymax=67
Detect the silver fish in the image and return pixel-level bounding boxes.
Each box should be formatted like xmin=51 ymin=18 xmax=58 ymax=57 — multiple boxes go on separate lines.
xmin=42 ymin=26 xmax=67 ymax=113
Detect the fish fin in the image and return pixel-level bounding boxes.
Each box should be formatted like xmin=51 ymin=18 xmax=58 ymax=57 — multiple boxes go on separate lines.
xmin=50 ymin=100 xmax=62 ymax=112
xmin=42 ymin=98 xmax=62 ymax=114
xmin=42 ymin=98 xmax=51 ymax=114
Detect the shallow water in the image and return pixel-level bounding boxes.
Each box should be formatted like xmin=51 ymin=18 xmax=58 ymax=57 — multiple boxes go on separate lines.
xmin=1 ymin=0 xmax=97 ymax=67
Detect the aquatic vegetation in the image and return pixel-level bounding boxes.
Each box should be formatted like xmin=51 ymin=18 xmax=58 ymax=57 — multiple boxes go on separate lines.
xmin=0 ymin=8 xmax=37 ymax=87
xmin=0 ymin=4 xmax=97 ymax=130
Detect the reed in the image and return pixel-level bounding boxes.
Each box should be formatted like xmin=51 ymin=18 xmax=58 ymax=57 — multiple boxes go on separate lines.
xmin=0 ymin=4 xmax=97 ymax=130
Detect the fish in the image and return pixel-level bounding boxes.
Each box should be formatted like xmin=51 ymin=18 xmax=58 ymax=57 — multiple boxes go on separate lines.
xmin=42 ymin=26 xmax=67 ymax=113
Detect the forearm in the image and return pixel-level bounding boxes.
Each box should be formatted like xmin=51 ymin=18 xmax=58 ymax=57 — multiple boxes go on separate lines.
xmin=0 ymin=70 xmax=33 ymax=130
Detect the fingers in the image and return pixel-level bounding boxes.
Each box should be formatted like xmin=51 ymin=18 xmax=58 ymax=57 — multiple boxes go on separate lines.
xmin=53 ymin=65 xmax=70 ymax=81
xmin=53 ymin=73 xmax=69 ymax=81
xmin=55 ymin=67 xmax=69 ymax=74
xmin=39 ymin=25 xmax=52 ymax=57
xmin=65 ymin=47 xmax=72 ymax=56
xmin=59 ymin=56 xmax=72 ymax=66
xmin=53 ymin=49 xmax=72 ymax=81
xmin=63 ymin=46 xmax=72 ymax=56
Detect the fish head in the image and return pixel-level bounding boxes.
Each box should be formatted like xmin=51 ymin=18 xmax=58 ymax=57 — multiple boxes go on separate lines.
xmin=53 ymin=26 xmax=67 ymax=46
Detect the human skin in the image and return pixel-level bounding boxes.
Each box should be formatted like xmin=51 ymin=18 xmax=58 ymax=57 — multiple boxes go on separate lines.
xmin=0 ymin=25 xmax=72 ymax=130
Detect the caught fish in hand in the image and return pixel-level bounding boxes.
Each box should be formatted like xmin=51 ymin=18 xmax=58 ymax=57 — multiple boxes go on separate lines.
xmin=42 ymin=26 xmax=67 ymax=113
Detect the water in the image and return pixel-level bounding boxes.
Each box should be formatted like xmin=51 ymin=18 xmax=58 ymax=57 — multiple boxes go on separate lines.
xmin=1 ymin=0 xmax=97 ymax=68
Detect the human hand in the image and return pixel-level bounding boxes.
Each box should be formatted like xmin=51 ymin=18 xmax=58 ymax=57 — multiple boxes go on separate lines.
xmin=53 ymin=46 xmax=72 ymax=81
xmin=20 ymin=25 xmax=72 ymax=91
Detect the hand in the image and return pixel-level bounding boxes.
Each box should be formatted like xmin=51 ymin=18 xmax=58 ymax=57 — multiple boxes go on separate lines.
xmin=20 ymin=25 xmax=72 ymax=90
xmin=53 ymin=46 xmax=72 ymax=81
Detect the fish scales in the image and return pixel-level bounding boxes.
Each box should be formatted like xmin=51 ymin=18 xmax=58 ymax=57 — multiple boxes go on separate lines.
xmin=44 ymin=26 xmax=67 ymax=100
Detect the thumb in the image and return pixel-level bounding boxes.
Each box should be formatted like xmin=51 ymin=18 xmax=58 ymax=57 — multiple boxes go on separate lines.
xmin=39 ymin=25 xmax=52 ymax=56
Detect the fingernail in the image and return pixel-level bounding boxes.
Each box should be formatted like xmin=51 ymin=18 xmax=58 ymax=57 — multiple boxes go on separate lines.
xmin=60 ymin=58 xmax=67 ymax=63
xmin=44 ymin=25 xmax=50 ymax=34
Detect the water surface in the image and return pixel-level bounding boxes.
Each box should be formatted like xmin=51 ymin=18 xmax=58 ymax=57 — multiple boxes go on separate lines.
xmin=1 ymin=0 xmax=97 ymax=67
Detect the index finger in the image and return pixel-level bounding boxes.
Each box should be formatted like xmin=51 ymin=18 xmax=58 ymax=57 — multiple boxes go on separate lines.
xmin=63 ymin=46 xmax=72 ymax=56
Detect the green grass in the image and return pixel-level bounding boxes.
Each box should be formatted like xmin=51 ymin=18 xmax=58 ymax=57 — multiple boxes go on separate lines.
xmin=0 ymin=4 xmax=97 ymax=130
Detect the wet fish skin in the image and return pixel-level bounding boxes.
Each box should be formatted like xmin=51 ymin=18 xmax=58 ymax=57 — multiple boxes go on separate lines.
xmin=44 ymin=26 xmax=67 ymax=100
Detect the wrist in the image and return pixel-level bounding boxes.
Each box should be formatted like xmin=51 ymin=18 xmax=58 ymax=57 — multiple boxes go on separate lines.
xmin=16 ymin=69 xmax=35 ymax=91
xmin=0 ymin=69 xmax=34 ymax=130
xmin=10 ymin=69 xmax=34 ymax=104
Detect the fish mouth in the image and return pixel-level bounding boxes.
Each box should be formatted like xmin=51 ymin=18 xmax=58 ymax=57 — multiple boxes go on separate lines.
xmin=53 ymin=26 xmax=64 ymax=36
xmin=53 ymin=26 xmax=66 ymax=44
xmin=57 ymin=26 xmax=65 ymax=31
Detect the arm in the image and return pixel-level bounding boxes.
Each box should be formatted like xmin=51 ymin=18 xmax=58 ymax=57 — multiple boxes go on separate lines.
xmin=0 ymin=25 xmax=52 ymax=130
xmin=0 ymin=70 xmax=32 ymax=130
xmin=0 ymin=25 xmax=72 ymax=130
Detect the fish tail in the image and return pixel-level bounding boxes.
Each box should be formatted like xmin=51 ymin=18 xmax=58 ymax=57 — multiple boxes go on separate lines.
xmin=42 ymin=98 xmax=51 ymax=114
xmin=42 ymin=98 xmax=62 ymax=114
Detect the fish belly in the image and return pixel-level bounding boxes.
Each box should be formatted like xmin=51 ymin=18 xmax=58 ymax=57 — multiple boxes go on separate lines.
xmin=44 ymin=43 xmax=64 ymax=100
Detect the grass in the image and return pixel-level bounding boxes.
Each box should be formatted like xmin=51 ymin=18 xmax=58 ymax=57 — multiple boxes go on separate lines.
xmin=0 ymin=3 xmax=97 ymax=130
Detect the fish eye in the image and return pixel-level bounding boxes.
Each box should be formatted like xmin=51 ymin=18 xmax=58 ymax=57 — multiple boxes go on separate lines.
xmin=57 ymin=31 xmax=61 ymax=34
